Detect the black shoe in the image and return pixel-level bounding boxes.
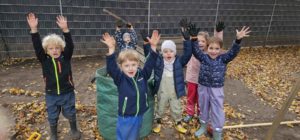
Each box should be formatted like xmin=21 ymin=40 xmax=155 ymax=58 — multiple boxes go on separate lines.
xmin=69 ymin=120 xmax=81 ymax=140
xmin=50 ymin=125 xmax=58 ymax=140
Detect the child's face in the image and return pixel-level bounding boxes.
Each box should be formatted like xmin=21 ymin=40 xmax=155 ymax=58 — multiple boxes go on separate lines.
xmin=46 ymin=44 xmax=62 ymax=58
xmin=120 ymin=59 xmax=139 ymax=78
xmin=197 ymin=35 xmax=207 ymax=51
xmin=207 ymin=43 xmax=221 ymax=59
xmin=162 ymin=48 xmax=176 ymax=62
xmin=124 ymin=35 xmax=131 ymax=44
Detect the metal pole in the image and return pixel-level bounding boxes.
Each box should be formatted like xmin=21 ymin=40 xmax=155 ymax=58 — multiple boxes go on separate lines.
xmin=215 ymin=0 xmax=220 ymax=24
xmin=59 ymin=0 xmax=63 ymax=16
xmin=264 ymin=0 xmax=277 ymax=47
xmin=147 ymin=0 xmax=151 ymax=34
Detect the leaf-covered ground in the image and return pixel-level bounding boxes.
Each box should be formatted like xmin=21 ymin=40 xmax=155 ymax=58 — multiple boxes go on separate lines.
xmin=0 ymin=46 xmax=299 ymax=139
xmin=227 ymin=46 xmax=300 ymax=116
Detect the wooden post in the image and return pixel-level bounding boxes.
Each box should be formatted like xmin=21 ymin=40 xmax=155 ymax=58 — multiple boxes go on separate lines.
xmin=223 ymin=120 xmax=300 ymax=129
xmin=264 ymin=78 xmax=300 ymax=140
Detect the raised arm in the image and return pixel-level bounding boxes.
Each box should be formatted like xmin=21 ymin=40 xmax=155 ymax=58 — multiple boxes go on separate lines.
xmin=140 ymin=29 xmax=151 ymax=57
xmin=27 ymin=12 xmax=46 ymax=62
xmin=101 ymin=32 xmax=122 ymax=85
xmin=114 ymin=20 xmax=125 ymax=49
xmin=178 ymin=18 xmax=192 ymax=66
xmin=56 ymin=15 xmax=73 ymax=60
xmin=214 ymin=21 xmax=225 ymax=40
xmin=127 ymin=23 xmax=138 ymax=45
xmin=180 ymin=40 xmax=192 ymax=66
xmin=188 ymin=23 xmax=205 ymax=62
xmin=114 ymin=29 xmax=123 ymax=49
xmin=142 ymin=30 xmax=160 ymax=80
xmin=222 ymin=26 xmax=251 ymax=63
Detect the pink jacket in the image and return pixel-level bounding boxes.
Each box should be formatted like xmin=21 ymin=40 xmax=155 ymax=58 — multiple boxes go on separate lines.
xmin=185 ymin=30 xmax=223 ymax=84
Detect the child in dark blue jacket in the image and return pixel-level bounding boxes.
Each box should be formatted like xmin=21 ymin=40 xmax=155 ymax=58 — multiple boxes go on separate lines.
xmin=115 ymin=20 xmax=138 ymax=51
xmin=192 ymin=25 xmax=251 ymax=140
xmin=101 ymin=30 xmax=160 ymax=140
xmin=145 ymin=23 xmax=195 ymax=134
xmin=27 ymin=13 xmax=81 ymax=140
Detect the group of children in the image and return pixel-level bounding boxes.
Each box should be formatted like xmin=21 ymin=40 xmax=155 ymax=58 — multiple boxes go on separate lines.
xmin=26 ymin=12 xmax=250 ymax=140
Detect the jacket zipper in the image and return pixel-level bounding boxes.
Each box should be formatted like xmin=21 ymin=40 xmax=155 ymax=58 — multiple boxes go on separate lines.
xmin=145 ymin=93 xmax=148 ymax=107
xmin=122 ymin=97 xmax=128 ymax=116
xmin=51 ymin=58 xmax=60 ymax=95
xmin=132 ymin=77 xmax=140 ymax=117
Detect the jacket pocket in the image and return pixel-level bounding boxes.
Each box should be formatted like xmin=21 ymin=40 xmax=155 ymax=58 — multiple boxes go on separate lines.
xmin=122 ymin=97 xmax=128 ymax=116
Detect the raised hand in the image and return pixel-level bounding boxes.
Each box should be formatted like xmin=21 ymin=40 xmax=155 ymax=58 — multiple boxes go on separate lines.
xmin=179 ymin=18 xmax=191 ymax=40
xmin=188 ymin=23 xmax=200 ymax=41
xmin=116 ymin=20 xmax=125 ymax=28
xmin=181 ymin=29 xmax=190 ymax=40
xmin=26 ymin=12 xmax=38 ymax=33
xmin=236 ymin=26 xmax=251 ymax=40
xmin=56 ymin=15 xmax=69 ymax=32
xmin=147 ymin=30 xmax=160 ymax=52
xmin=179 ymin=18 xmax=190 ymax=29
xmin=140 ymin=29 xmax=149 ymax=42
xmin=216 ymin=21 xmax=225 ymax=32
xmin=126 ymin=22 xmax=133 ymax=29
xmin=101 ymin=32 xmax=116 ymax=55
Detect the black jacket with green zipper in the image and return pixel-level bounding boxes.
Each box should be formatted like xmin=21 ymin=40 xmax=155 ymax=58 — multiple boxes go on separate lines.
xmin=31 ymin=32 xmax=74 ymax=95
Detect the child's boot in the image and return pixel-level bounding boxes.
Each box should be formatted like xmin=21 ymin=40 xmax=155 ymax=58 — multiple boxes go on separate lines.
xmin=175 ymin=121 xmax=187 ymax=134
xmin=183 ymin=115 xmax=192 ymax=123
xmin=152 ymin=118 xmax=162 ymax=133
xmin=50 ymin=125 xmax=58 ymax=140
xmin=69 ymin=120 xmax=81 ymax=139
xmin=195 ymin=120 xmax=207 ymax=137
xmin=212 ymin=130 xmax=222 ymax=140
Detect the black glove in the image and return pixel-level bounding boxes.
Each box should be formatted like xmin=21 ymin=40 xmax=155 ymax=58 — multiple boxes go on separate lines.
xmin=188 ymin=23 xmax=200 ymax=41
xmin=181 ymin=30 xmax=190 ymax=40
xmin=140 ymin=29 xmax=149 ymax=42
xmin=216 ymin=21 xmax=225 ymax=32
xmin=126 ymin=22 xmax=132 ymax=28
xmin=179 ymin=18 xmax=190 ymax=29
xmin=116 ymin=20 xmax=125 ymax=28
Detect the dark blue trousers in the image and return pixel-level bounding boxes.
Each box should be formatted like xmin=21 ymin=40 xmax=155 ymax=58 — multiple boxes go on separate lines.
xmin=45 ymin=91 xmax=76 ymax=126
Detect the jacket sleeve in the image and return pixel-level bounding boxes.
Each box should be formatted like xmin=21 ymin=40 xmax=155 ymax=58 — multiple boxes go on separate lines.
xmin=106 ymin=52 xmax=122 ymax=85
xmin=221 ymin=40 xmax=241 ymax=64
xmin=191 ymin=40 xmax=205 ymax=63
xmin=31 ymin=32 xmax=46 ymax=62
xmin=179 ymin=40 xmax=192 ymax=66
xmin=114 ymin=30 xmax=123 ymax=49
xmin=129 ymin=29 xmax=138 ymax=45
xmin=142 ymin=50 xmax=158 ymax=80
xmin=62 ymin=32 xmax=74 ymax=60
xmin=143 ymin=43 xmax=151 ymax=57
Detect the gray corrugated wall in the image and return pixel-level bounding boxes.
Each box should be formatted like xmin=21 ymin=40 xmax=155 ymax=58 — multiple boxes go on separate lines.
xmin=0 ymin=0 xmax=300 ymax=60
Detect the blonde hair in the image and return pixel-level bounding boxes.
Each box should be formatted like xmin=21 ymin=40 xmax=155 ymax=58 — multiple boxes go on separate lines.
xmin=42 ymin=34 xmax=65 ymax=52
xmin=117 ymin=49 xmax=140 ymax=64
xmin=208 ymin=36 xmax=223 ymax=48
xmin=197 ymin=31 xmax=209 ymax=43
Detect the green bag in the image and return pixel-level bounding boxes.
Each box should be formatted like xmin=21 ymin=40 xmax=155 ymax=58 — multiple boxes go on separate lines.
xmin=95 ymin=67 xmax=154 ymax=140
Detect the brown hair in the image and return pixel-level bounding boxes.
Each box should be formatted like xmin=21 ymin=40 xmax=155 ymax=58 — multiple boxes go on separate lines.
xmin=117 ymin=49 xmax=140 ymax=64
xmin=208 ymin=36 xmax=223 ymax=48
